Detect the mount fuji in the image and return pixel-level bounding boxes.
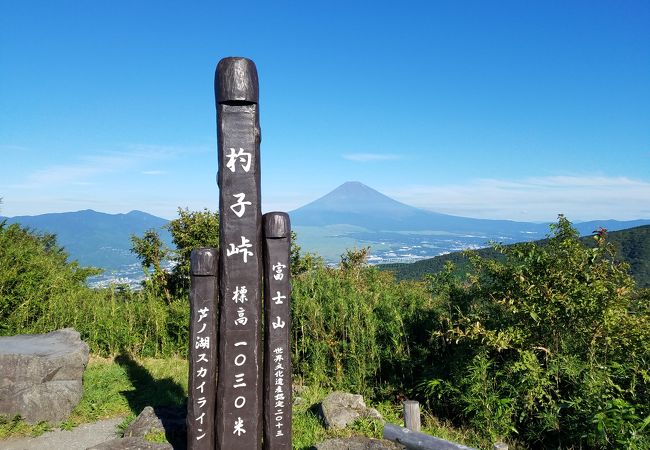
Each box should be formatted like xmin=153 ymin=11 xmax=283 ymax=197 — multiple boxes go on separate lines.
xmin=288 ymin=182 xmax=650 ymax=262
xmin=290 ymin=181 xmax=546 ymax=234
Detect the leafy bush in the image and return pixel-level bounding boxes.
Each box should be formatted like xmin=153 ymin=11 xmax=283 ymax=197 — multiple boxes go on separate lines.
xmin=130 ymin=207 xmax=220 ymax=299
xmin=419 ymin=217 xmax=650 ymax=448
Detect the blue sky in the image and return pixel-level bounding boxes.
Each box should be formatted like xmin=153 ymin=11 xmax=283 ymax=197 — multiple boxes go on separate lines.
xmin=1 ymin=1 xmax=648 ymax=221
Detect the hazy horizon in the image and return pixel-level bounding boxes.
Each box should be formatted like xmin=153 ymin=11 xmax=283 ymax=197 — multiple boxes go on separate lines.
xmin=2 ymin=180 xmax=648 ymax=225
xmin=2 ymin=1 xmax=649 ymax=222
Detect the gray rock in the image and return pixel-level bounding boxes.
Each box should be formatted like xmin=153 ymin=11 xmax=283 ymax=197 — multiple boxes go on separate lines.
xmin=0 ymin=328 xmax=89 ymax=423
xmin=123 ymin=406 xmax=166 ymax=438
xmin=87 ymin=436 xmax=172 ymax=450
xmin=319 ymin=392 xmax=384 ymax=430
xmin=114 ymin=406 xmax=185 ymax=449
xmin=123 ymin=405 xmax=185 ymax=438
xmin=87 ymin=406 xmax=187 ymax=450
xmin=314 ymin=436 xmax=405 ymax=450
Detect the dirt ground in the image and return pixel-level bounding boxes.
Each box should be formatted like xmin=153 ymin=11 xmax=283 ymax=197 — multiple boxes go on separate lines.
xmin=1 ymin=418 xmax=123 ymax=450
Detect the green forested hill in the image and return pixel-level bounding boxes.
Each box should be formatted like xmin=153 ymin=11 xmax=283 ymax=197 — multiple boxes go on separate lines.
xmin=598 ymin=225 xmax=650 ymax=287
xmin=381 ymin=225 xmax=650 ymax=287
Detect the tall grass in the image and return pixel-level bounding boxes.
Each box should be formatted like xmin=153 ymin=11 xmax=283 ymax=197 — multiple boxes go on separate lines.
xmin=5 ymin=282 xmax=190 ymax=357
xmin=291 ymin=264 xmax=430 ymax=397
xmin=27 ymin=286 xmax=190 ymax=357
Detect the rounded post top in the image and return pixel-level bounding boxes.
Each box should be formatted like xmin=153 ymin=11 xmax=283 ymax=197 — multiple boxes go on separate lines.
xmin=190 ymin=248 xmax=218 ymax=276
xmin=215 ymin=57 xmax=259 ymax=104
xmin=263 ymin=212 xmax=291 ymax=239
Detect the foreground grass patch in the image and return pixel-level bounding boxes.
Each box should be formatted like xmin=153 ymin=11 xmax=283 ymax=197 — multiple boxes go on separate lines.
xmin=290 ymin=385 xmax=487 ymax=450
xmin=0 ymin=354 xmax=189 ymax=440
xmin=1 ymin=355 xmax=488 ymax=449
xmin=0 ymin=415 xmax=52 ymax=440
xmin=72 ymin=354 xmax=187 ymax=424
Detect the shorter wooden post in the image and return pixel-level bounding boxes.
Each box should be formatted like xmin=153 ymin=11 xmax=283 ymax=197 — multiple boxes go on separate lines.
xmin=187 ymin=248 xmax=219 ymax=449
xmin=403 ymin=400 xmax=421 ymax=432
xmin=262 ymin=212 xmax=292 ymax=449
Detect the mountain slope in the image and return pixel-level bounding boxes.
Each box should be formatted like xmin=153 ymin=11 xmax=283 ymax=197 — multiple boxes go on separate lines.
xmin=290 ymin=182 xmax=547 ymax=235
xmin=382 ymin=225 xmax=650 ymax=288
xmin=1 ymin=210 xmax=172 ymax=270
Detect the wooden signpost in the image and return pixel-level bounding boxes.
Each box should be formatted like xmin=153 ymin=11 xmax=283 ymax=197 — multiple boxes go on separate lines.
xmin=262 ymin=212 xmax=292 ymax=449
xmin=188 ymin=248 xmax=219 ymax=448
xmin=186 ymin=57 xmax=293 ymax=449
xmin=215 ymin=57 xmax=264 ymax=449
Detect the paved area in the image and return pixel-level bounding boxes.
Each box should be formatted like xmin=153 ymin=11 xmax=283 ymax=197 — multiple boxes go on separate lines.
xmin=0 ymin=418 xmax=123 ymax=450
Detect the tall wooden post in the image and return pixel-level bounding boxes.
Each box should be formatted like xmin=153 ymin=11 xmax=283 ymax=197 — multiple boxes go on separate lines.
xmin=215 ymin=57 xmax=263 ymax=449
xmin=187 ymin=248 xmax=219 ymax=449
xmin=262 ymin=212 xmax=292 ymax=449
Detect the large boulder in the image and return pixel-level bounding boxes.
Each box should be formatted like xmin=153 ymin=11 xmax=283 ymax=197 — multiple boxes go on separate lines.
xmin=0 ymin=328 xmax=89 ymax=423
xmin=319 ymin=392 xmax=383 ymax=430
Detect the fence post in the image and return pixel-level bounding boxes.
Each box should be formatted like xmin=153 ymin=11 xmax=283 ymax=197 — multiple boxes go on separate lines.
xmin=403 ymin=400 xmax=421 ymax=432
xmin=215 ymin=56 xmax=263 ymax=449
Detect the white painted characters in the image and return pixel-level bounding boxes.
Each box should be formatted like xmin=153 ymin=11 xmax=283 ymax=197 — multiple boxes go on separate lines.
xmin=272 ymin=347 xmax=286 ymax=438
xmin=227 ymin=236 xmax=254 ymax=263
xmin=272 ymin=262 xmax=286 ymax=280
xmin=233 ymin=417 xmax=246 ymax=436
xmin=272 ymin=316 xmax=286 ymax=329
xmin=232 ymin=285 xmax=248 ymax=303
xmin=226 ymin=148 xmax=252 ymax=173
xmin=272 ymin=291 xmax=286 ymax=305
xmin=230 ymin=193 xmax=251 ymax=218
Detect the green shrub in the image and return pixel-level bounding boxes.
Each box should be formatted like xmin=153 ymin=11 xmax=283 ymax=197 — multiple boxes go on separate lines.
xmin=419 ymin=217 xmax=650 ymax=447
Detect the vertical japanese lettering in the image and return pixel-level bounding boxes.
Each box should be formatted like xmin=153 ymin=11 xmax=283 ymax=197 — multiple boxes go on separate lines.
xmin=216 ymin=57 xmax=263 ymax=449
xmin=187 ymin=248 xmax=218 ymax=449
xmin=262 ymin=212 xmax=293 ymax=449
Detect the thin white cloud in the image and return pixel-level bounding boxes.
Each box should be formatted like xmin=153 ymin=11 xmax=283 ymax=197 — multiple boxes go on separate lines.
xmin=124 ymin=143 xmax=210 ymax=158
xmin=141 ymin=170 xmax=167 ymax=176
xmin=12 ymin=154 xmax=133 ymax=189
xmin=8 ymin=145 xmax=187 ymax=189
xmin=342 ymin=153 xmax=401 ymax=162
xmin=390 ymin=176 xmax=650 ymax=222
xmin=0 ymin=144 xmax=30 ymax=152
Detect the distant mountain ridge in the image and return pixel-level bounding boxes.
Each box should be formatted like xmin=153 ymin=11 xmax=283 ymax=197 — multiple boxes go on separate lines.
xmin=290 ymin=181 xmax=650 ymax=236
xmin=1 ymin=209 xmax=172 ymax=271
xmin=2 ymin=183 xmax=648 ymax=277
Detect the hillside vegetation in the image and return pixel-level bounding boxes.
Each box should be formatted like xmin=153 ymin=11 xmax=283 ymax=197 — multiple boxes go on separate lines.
xmin=1 ymin=215 xmax=649 ymax=448
xmin=382 ymin=224 xmax=650 ymax=288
